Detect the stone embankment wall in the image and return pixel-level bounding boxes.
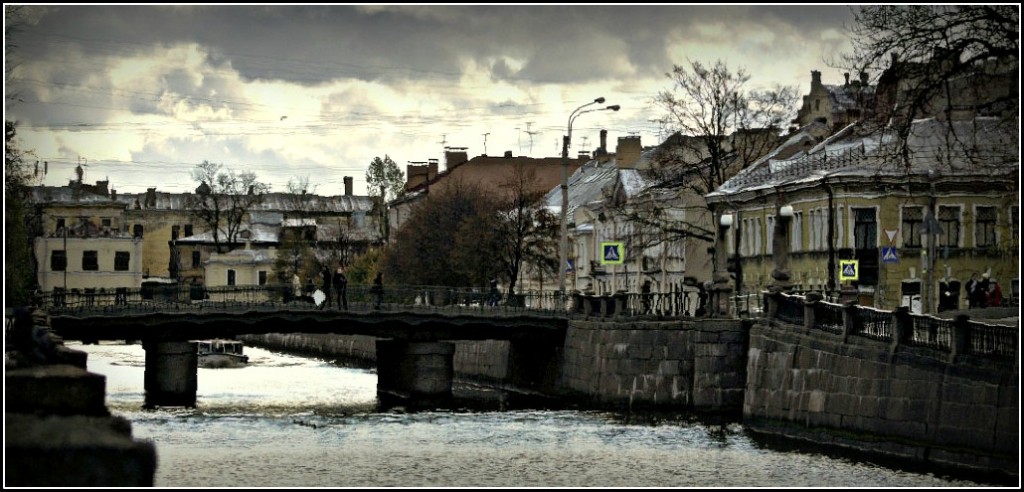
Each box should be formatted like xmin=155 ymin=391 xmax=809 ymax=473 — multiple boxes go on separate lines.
xmin=744 ymin=320 xmax=1019 ymax=478
xmin=559 ymin=319 xmax=749 ymax=412
xmin=5 ymin=308 xmax=157 ymax=487
xmin=242 ymin=318 xmax=751 ymax=413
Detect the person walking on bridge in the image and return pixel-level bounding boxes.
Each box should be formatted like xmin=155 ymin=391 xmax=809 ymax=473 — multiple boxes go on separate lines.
xmin=333 ymin=261 xmax=348 ymax=310
xmin=320 ymin=266 xmax=332 ymax=310
xmin=371 ymin=272 xmax=384 ymax=309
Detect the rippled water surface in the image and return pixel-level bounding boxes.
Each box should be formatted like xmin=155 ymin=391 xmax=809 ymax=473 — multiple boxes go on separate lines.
xmin=73 ymin=341 xmax=994 ymax=488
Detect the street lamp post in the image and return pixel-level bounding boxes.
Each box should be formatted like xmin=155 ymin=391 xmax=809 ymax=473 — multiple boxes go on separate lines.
xmin=558 ymin=97 xmax=620 ymax=299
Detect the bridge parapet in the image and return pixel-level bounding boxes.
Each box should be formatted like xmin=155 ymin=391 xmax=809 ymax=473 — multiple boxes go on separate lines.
xmin=767 ymin=291 xmax=1017 ymax=361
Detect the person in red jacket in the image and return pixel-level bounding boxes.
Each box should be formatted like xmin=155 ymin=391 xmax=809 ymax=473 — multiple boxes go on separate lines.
xmin=986 ymin=281 xmax=1003 ymax=307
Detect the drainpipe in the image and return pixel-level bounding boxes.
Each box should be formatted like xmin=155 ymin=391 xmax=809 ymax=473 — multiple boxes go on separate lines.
xmin=825 ymin=176 xmax=836 ymax=297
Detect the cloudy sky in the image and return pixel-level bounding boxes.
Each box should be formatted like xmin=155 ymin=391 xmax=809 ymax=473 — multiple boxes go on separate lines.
xmin=5 ymin=4 xmax=858 ymax=197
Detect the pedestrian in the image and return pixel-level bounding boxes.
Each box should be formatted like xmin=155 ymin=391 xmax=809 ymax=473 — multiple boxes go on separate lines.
xmin=371 ymin=272 xmax=384 ymax=309
xmin=986 ymin=280 xmax=1002 ymax=307
xmin=641 ymin=280 xmax=652 ymax=314
xmin=488 ymin=276 xmax=500 ymax=307
xmin=333 ymin=261 xmax=348 ymax=310
xmin=320 ymin=266 xmax=332 ymax=309
xmin=289 ymin=273 xmax=302 ymax=303
xmin=965 ymin=272 xmax=981 ymax=308
xmin=696 ymin=281 xmax=710 ymax=317
xmin=975 ymin=273 xmax=991 ymax=308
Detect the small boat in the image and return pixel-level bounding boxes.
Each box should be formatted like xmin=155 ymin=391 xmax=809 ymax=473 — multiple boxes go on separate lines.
xmin=195 ymin=339 xmax=249 ymax=368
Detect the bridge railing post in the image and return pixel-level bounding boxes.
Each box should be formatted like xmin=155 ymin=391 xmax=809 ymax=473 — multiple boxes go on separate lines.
xmin=803 ymin=292 xmax=822 ymax=334
xmin=891 ymin=306 xmax=912 ymax=353
xmin=841 ymin=302 xmax=857 ymax=344
xmin=949 ymin=314 xmax=971 ymax=363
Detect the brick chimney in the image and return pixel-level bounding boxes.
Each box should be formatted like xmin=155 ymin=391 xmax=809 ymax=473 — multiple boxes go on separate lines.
xmin=615 ymin=136 xmax=642 ymax=168
xmin=344 ymin=176 xmax=353 ymax=196
xmin=600 ymin=130 xmax=607 ymax=153
xmin=811 ymin=70 xmax=822 ymax=90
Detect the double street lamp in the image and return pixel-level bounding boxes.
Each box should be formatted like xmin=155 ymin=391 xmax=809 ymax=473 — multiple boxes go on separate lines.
xmin=558 ymin=97 xmax=620 ymax=296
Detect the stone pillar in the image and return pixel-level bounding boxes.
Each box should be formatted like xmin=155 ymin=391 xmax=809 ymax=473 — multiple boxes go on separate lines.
xmin=803 ymin=292 xmax=822 ymax=333
xmin=841 ymin=302 xmax=858 ymax=344
xmin=891 ymin=306 xmax=913 ymax=353
xmin=142 ymin=340 xmax=198 ymax=408
xmin=712 ymin=213 xmax=734 ymax=317
xmin=375 ymin=340 xmax=455 ymax=408
xmin=769 ymin=204 xmax=793 ymax=295
xmin=949 ymin=314 xmax=971 ymax=363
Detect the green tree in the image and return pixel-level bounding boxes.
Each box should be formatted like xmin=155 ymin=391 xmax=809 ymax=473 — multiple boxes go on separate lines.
xmin=366 ymin=155 xmax=405 ymax=242
xmin=186 ymin=161 xmax=271 ymax=253
xmin=453 ymin=165 xmax=559 ymax=300
xmin=5 ymin=120 xmax=40 ymax=305
xmin=383 ymin=178 xmax=488 ymax=287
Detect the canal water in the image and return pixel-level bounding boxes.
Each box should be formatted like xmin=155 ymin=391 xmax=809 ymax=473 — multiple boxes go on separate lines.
xmin=70 ymin=341 xmax=995 ymax=488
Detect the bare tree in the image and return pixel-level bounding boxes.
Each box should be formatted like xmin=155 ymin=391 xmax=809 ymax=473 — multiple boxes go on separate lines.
xmin=186 ymin=161 xmax=271 ymax=254
xmin=840 ymin=5 xmax=1019 ymax=165
xmin=628 ymin=60 xmax=798 ymax=246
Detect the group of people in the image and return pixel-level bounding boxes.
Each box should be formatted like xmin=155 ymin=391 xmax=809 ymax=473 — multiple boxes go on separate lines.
xmin=291 ymin=261 xmax=384 ymax=310
xmin=965 ymin=272 xmax=1003 ymax=309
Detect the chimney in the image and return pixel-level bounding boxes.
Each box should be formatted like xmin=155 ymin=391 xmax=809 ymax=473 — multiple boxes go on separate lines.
xmin=110 ymin=189 xmax=117 ymax=201
xmin=443 ymin=148 xmax=468 ymax=170
xmin=811 ymin=70 xmax=822 ymax=88
xmin=615 ymin=136 xmax=642 ymax=169
xmin=343 ymin=176 xmax=353 ymax=196
xmin=859 ymin=71 xmax=869 ymax=86
xmin=504 ymin=150 xmax=513 ymax=158
xmin=844 ymin=72 xmax=850 ymax=86
xmin=428 ymin=159 xmax=439 ymax=180
xmin=600 ymin=130 xmax=608 ymax=153
xmin=145 ymin=187 xmax=157 ymax=208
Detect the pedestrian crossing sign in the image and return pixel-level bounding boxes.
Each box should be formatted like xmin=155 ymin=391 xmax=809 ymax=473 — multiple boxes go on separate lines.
xmin=600 ymin=242 xmax=624 ymax=265
xmin=881 ymin=246 xmax=898 ymax=263
xmin=839 ymin=259 xmax=859 ymax=281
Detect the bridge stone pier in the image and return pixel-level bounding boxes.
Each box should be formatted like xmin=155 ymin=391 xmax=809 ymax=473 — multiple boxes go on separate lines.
xmin=142 ymin=340 xmax=199 ymax=408
xmin=375 ymin=340 xmax=456 ymax=408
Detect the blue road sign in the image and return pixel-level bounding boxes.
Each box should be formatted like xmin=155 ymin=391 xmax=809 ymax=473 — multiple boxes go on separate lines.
xmin=881 ymin=246 xmax=899 ymax=264
xmin=839 ymin=259 xmax=859 ymax=281
xmin=600 ymin=242 xmax=624 ymax=265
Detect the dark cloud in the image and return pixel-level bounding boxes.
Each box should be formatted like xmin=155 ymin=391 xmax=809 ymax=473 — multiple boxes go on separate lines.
xmin=13 ymin=5 xmax=856 ymax=86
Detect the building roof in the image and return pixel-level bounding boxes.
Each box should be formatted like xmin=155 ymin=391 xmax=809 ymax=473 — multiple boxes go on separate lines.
xmin=541 ymin=159 xmax=653 ymax=220
xmin=708 ymin=116 xmax=1017 ymax=198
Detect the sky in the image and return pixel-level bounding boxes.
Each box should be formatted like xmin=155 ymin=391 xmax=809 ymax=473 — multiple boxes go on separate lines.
xmin=4 ymin=4 xmax=859 ymax=197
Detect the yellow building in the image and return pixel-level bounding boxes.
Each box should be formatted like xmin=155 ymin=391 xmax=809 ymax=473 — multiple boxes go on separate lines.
xmin=707 ymin=117 xmax=1018 ymax=313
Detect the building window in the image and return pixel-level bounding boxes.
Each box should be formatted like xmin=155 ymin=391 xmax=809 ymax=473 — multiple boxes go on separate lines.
xmin=56 ymin=218 xmax=66 ymax=234
xmin=184 ymin=224 xmax=193 ymax=237
xmin=937 ymin=205 xmax=960 ymax=248
xmin=51 ymin=250 xmax=67 ymax=271
xmin=227 ymin=269 xmax=236 ymax=286
xmin=82 ymin=251 xmax=99 ymax=271
xmin=791 ymin=211 xmax=803 ymax=253
xmin=192 ymin=251 xmax=201 ymax=268
xmin=133 ymin=224 xmax=144 ymax=238
xmin=258 ymin=270 xmax=268 ymax=286
xmin=901 ymin=206 xmax=924 ymax=248
xmin=853 ymin=208 xmax=877 ymax=250
xmin=101 ymin=218 xmax=111 ymax=228
xmin=114 ymin=251 xmax=130 ymax=271
xmin=974 ymin=206 xmax=996 ymax=248
xmin=171 ymin=225 xmax=180 ymax=241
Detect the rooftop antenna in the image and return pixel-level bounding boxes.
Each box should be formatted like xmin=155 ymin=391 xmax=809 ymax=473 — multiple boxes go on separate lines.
xmin=482 ymin=133 xmax=490 ymax=155
xmin=515 ymin=127 xmax=522 ymax=154
xmin=525 ymin=121 xmax=539 ymax=155
xmin=438 ymin=134 xmax=447 ymax=167
xmin=580 ymin=136 xmax=590 ymax=154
